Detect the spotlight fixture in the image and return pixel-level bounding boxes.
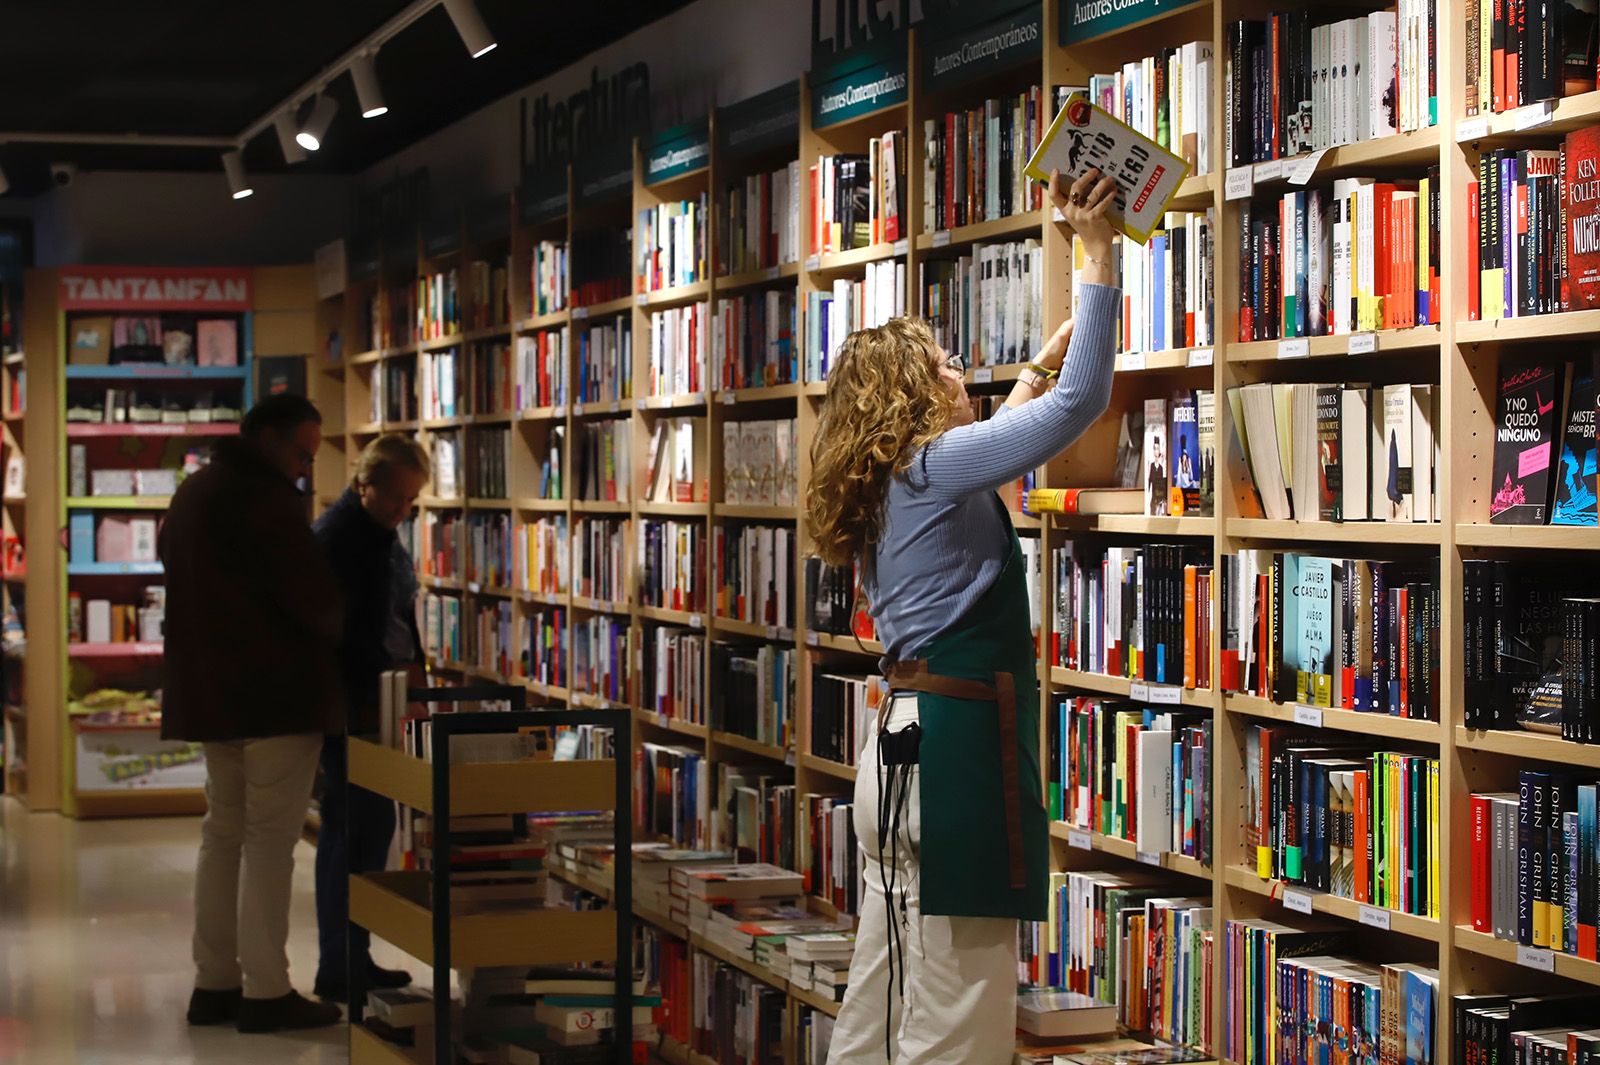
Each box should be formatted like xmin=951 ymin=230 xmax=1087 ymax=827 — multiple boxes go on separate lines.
xmin=273 ymin=112 xmax=307 ymax=165
xmin=222 ymin=150 xmax=253 ymax=200
xmin=351 ymin=52 xmax=388 ymax=118
xmin=296 ymin=94 xmax=338 ymax=152
xmin=442 ymin=0 xmax=497 ymax=58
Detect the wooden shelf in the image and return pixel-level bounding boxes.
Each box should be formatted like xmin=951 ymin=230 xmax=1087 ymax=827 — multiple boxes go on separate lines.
xmin=572 ymin=499 xmax=630 ymax=513
xmin=1226 ymin=325 xmax=1441 ymax=363
xmin=634 ymin=707 xmax=709 ymax=741
xmin=350 ymin=869 xmax=615 ymax=968
xmin=711 ymin=615 xmax=792 ymax=641
xmin=914 ymin=209 xmax=1044 ymax=251
xmin=710 ymin=730 xmax=791 ymax=763
xmin=1048 ymin=513 xmax=1215 ymax=536
xmin=1225 ymin=518 xmax=1442 ymax=545
xmin=715 ymin=261 xmax=801 ymax=294
xmin=350 ymin=1024 xmax=426 ymax=1065
xmin=65 ymin=422 xmax=239 ymax=438
xmin=514 ymin=496 xmax=567 ymax=512
xmin=346 ymin=738 xmax=615 ymax=816
xmin=418 ymin=496 xmax=464 ymax=509
xmin=809 ymin=631 xmax=883 ymax=656
xmin=797 ymin=752 xmax=857 ymax=782
xmin=572 ymin=595 xmax=629 ymax=614
xmin=641 ymin=392 xmax=707 ymax=411
xmin=1050 ymin=822 xmax=1212 ymax=880
xmin=518 ymin=308 xmax=570 ymax=332
xmin=1048 ymin=667 xmax=1215 ymax=707
xmin=419 ymin=574 xmax=462 ymax=591
xmin=1456 ymin=523 xmax=1600 ymax=549
xmin=571 ymin=294 xmax=635 ymax=320
xmin=1116 ymin=346 xmax=1215 ymax=373
xmin=1455 ymin=925 xmax=1600 ymax=986
xmin=68 ymin=561 xmax=163 ymax=576
xmin=417 ymin=332 xmax=463 ymax=352
xmin=716 ymin=503 xmax=795 ymax=520
xmin=787 ymin=983 xmax=843 ymax=1018
xmin=71 ymin=788 xmax=206 ymax=818
xmin=1456 ymin=309 xmax=1600 ymax=343
xmin=643 ymin=279 xmax=711 ymax=308
xmin=810 ymin=241 xmax=903 ymax=273
xmin=1245 ymin=126 xmax=1441 ymax=188
xmin=715 ymin=382 xmax=802 ymax=404
xmin=574 ymin=400 xmax=629 ymax=418
xmin=517 ymin=587 xmax=568 ymax=607
xmin=68 ymin=641 xmax=163 ymax=657
xmin=1455 ymin=726 xmax=1600 ymax=769
xmin=1226 ymin=865 xmax=1441 ymax=941
xmin=1458 ymin=89 xmax=1600 ymax=143
xmin=466 ymin=497 xmax=512 ymax=510
xmin=1223 ymin=692 xmax=1441 ymax=743
xmin=638 ymin=500 xmax=709 ymax=517
xmin=636 ymin=605 xmax=706 ymax=627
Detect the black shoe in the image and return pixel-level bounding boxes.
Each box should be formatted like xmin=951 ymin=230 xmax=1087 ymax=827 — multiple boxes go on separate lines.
xmin=236 ymin=990 xmax=342 ymax=1033
xmin=186 ymin=987 xmax=242 ymax=1026
xmin=314 ymin=964 xmax=412 ymax=1003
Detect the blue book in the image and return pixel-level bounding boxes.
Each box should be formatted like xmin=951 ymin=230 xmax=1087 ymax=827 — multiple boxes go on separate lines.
xmin=1567 ymin=809 xmax=1580 ymax=954
xmin=1552 ymin=368 xmax=1597 ymax=525
xmin=1151 ymin=232 xmax=1168 ymax=351
xmin=1294 ymin=556 xmax=1335 ymax=707
xmin=1580 ymin=784 xmax=1597 ymax=956
xmin=69 ymin=512 xmax=95 ymax=564
xmin=1403 ymin=967 xmax=1437 ymax=1065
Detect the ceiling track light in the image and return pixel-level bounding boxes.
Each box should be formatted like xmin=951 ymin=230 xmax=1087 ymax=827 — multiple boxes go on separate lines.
xmin=222 ymin=150 xmax=253 ymax=200
xmin=350 ymin=52 xmax=388 ymax=118
xmin=441 ymin=0 xmax=496 ymax=58
xmin=273 ymin=112 xmax=307 ymax=164
xmin=296 ymin=94 xmax=339 ymax=152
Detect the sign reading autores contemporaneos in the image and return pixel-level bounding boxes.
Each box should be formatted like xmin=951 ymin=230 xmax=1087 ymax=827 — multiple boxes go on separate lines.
xmin=921 ymin=1 xmax=1042 ymax=89
xmin=810 ymin=0 xmax=910 ymax=129
xmin=644 ymin=118 xmax=711 ymax=184
xmin=718 ymin=81 xmax=800 ymax=161
xmin=1059 ymin=0 xmax=1203 ymax=45
xmin=59 ymin=267 xmax=253 ymax=312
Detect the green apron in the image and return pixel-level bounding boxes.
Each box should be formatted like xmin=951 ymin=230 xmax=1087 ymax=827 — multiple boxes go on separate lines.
xmin=885 ymin=493 xmax=1048 ymax=921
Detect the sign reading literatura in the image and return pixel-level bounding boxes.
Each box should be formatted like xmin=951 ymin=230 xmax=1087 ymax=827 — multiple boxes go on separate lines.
xmin=59 ymin=267 xmax=253 ymax=312
xmin=644 ymin=118 xmax=711 ymax=184
xmin=520 ymin=62 xmax=651 ymax=176
xmin=1059 ymin=0 xmax=1204 ymax=44
xmin=922 ymin=2 xmax=1042 ymax=88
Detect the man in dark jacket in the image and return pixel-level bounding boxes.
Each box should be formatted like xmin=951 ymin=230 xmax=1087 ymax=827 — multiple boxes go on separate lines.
xmin=161 ymin=393 xmax=344 ymax=1033
xmin=310 ymin=433 xmax=429 ymax=1003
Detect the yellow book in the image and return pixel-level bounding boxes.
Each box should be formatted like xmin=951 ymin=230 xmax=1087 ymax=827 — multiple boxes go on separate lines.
xmin=1429 ymin=759 xmax=1440 ymax=920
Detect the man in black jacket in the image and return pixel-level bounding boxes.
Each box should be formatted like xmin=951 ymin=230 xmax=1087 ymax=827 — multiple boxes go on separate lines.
xmin=311 ymin=434 xmax=430 ymax=1003
xmin=161 ymin=394 xmax=344 ymax=1033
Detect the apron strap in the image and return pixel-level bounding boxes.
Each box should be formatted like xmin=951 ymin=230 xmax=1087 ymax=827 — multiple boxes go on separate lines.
xmin=883 ymin=659 xmax=1027 ymax=891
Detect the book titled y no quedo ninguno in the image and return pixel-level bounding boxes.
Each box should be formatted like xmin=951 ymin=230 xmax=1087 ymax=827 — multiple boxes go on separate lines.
xmin=1490 ymin=358 xmax=1567 ymax=524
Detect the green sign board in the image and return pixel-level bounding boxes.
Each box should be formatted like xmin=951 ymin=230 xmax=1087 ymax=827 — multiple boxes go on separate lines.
xmin=519 ymin=167 xmax=568 ymax=225
xmin=718 ymin=81 xmax=800 ymax=161
xmin=811 ymin=43 xmax=909 ymax=130
xmin=1059 ymin=0 xmax=1203 ymax=44
xmin=575 ymin=140 xmax=633 ymax=205
xmin=643 ymin=118 xmax=711 ymax=185
xmin=922 ymin=2 xmax=1042 ymax=89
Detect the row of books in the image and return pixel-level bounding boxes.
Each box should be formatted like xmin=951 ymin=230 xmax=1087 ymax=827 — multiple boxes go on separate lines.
xmin=1246 ymin=724 xmax=1441 ymax=918
xmin=417 ymin=268 xmax=461 ymax=341
xmin=636 ymin=744 xmax=710 ymax=848
xmin=535 ymin=425 xmax=563 ymax=501
xmin=573 ymin=516 xmax=626 ymax=603
xmin=1471 ymin=146 xmax=1570 ymax=323
xmin=1090 ymin=43 xmax=1215 ymax=176
xmin=530 ymin=240 xmax=567 ymax=317
xmin=919 ymin=239 xmax=1043 ymax=368
xmin=64 ymin=387 xmax=239 ymax=426
xmin=573 ymin=615 xmax=633 ymax=704
xmin=1221 ymin=920 xmax=1437 ymax=1065
xmin=419 ymin=510 xmax=460 ymax=581
xmin=466 ymin=260 xmax=510 ymax=333
xmin=1452 ymin=994 xmax=1600 ymax=1065
xmin=713 ymin=524 xmax=794 ymax=629
xmin=523 ymin=605 xmax=565 ymax=688
xmin=429 ymin=431 xmax=462 ymax=498
xmin=637 ymin=196 xmax=707 ymax=293
xmin=572 ymin=228 xmax=632 ymax=308
xmin=804 ymin=260 xmax=906 ymax=382
xmin=1271 ymin=179 xmax=1439 ymax=345
xmin=712 ymin=289 xmax=797 ymax=391
xmin=919 ymin=85 xmax=1048 ymax=234
xmin=643 ymin=418 xmax=705 ymax=505
xmin=419 ymin=347 xmax=459 ymax=420
xmin=723 ymin=418 xmax=797 ymax=507
xmin=1050 ymin=541 xmax=1214 ymax=690
xmin=644 ymin=627 xmax=705 ymax=726
xmin=801 ymin=794 xmax=858 ymax=916
xmin=1048 ymin=699 xmax=1214 ymax=866
xmin=464 ymin=339 xmax=514 ymax=416
xmin=710 ymin=641 xmax=794 ymax=749
xmin=1490 ymin=357 xmax=1596 ymax=526
xmin=1220 ymin=552 xmax=1440 ymax=717
xmin=464 ymin=512 xmax=512 ymax=589
xmin=1103 ymin=210 xmax=1217 ymax=357
xmin=378 ymin=358 xmax=418 ymax=424
xmin=573 ymin=418 xmax=630 ymax=503
xmin=810 ymin=135 xmax=906 ymax=256
xmin=1230 ymin=381 xmax=1439 ymax=524
xmin=576 ymin=317 xmax=631 ymax=405
xmin=638 ymin=518 xmax=706 ymax=614
xmin=719 ymin=163 xmax=802 ymax=276
xmin=1464 ymin=0 xmax=1597 ymax=115
xmin=465 ymin=426 xmax=510 ymax=499
xmin=1226 ymin=6 xmax=1435 ymax=170
xmin=514 ymin=510 xmax=571 ymax=600
xmin=467 ymin=600 xmax=515 ymax=678
xmin=691 ymin=955 xmax=785 ymax=1064
xmin=1470 ymin=774 xmax=1600 ymax=954
xmin=648 ymin=302 xmax=707 ymax=398
xmin=380 ymin=282 xmax=414 ymax=350
xmin=1138 ymin=391 xmax=1215 ymax=518
xmin=516 ymin=330 xmax=567 ymax=410
xmin=421 ymin=590 xmax=463 ymax=664
xmin=809 ymin=667 xmax=883 ymax=767
xmin=802 ymin=556 xmax=877 ymax=643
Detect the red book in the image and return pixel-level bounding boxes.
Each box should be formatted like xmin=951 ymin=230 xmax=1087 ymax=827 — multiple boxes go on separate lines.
xmin=1269 ymin=14 xmax=1282 ymax=160
xmin=1470 ymin=794 xmax=1491 ymax=931
xmin=1564 ymin=126 xmax=1600 ymax=311
xmin=1373 ymin=183 xmax=1397 ymax=328
xmin=944 ymin=113 xmax=958 ymax=230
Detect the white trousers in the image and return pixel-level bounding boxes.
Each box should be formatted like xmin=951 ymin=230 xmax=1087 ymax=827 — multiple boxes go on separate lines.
xmin=826 ymin=694 xmax=1018 ymax=1065
xmin=192 ymin=733 xmax=322 ymax=1000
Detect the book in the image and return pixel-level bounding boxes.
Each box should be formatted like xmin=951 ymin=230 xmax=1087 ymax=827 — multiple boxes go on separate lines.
xmin=1566 ymin=125 xmax=1600 ymax=311
xmin=1490 ymin=357 xmax=1566 ymax=524
xmin=1553 ymin=359 xmax=1599 ymax=524
xmin=1171 ymin=391 xmax=1202 ymax=515
xmin=1015 ymin=990 xmax=1117 ymax=1039
xmin=1022 ymin=487 xmax=1143 ymax=515
xmin=1143 ymin=397 xmax=1170 ymax=516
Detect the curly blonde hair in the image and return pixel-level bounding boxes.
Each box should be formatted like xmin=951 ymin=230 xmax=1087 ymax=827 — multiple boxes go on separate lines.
xmin=353 ymin=433 xmax=431 ymax=490
xmin=806 ymin=317 xmax=959 ymax=567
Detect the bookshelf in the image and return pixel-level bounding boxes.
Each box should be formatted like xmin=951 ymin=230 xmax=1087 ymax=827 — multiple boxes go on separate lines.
xmin=296 ymin=1 xmax=1600 ymax=1061
xmin=2 ymin=294 xmax=24 ymax=802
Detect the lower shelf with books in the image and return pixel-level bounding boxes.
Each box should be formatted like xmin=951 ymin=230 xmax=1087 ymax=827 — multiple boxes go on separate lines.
xmin=1224 ymin=865 xmax=1441 ymax=942
xmin=1453 ymin=726 xmax=1600 ymax=769
xmin=1453 ymin=926 xmax=1600 ymax=988
xmin=1048 ymin=668 xmax=1216 ymax=708
xmin=1050 ymin=822 xmax=1212 ymax=881
xmin=1222 ymin=692 xmax=1441 ymax=744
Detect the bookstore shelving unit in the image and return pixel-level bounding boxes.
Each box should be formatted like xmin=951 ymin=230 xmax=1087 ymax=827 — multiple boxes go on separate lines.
xmin=301 ymin=0 xmax=1600 ymax=1058
xmin=2 ymin=301 xmax=25 ymax=801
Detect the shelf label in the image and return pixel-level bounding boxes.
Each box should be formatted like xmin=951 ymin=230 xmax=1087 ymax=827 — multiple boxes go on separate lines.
xmin=1283 ymin=888 xmax=1315 ymax=915
xmin=1347 ymin=332 xmax=1377 ymax=354
xmin=972 ymin=367 xmax=994 ymax=383
xmin=1187 ymin=348 xmax=1213 ymax=368
xmin=765 ymin=265 xmax=781 ymax=281
xmin=1067 ymin=827 xmax=1092 ymax=851
xmin=1358 ymin=905 xmax=1391 ymax=930
xmin=932 ymin=230 xmax=951 ymax=248
xmin=766 ymin=625 xmax=780 ymax=640
xmin=573 ymin=306 xmax=589 ymax=320
xmin=636 ymin=398 xmax=648 ymax=410
xmin=1286 ymin=148 xmax=1331 ymax=186
xmin=805 ymin=631 xmax=820 ymax=646
xmin=1129 ymin=681 xmax=1150 ymax=701
xmin=1456 ymin=116 xmax=1490 ymax=142
xmin=1148 ymin=684 xmax=1182 ymax=705
xmin=689 ymin=613 xmax=704 ymax=628
xmin=893 ymin=239 xmax=909 ymax=257
xmin=805 ymin=255 xmax=821 ymax=272
xmin=467 ymin=581 xmax=482 ymax=594
xmin=784 ymin=751 xmax=797 ymax=767
xmin=1254 ymin=158 xmax=1285 ymax=182
xmin=722 ymin=391 xmax=736 ymax=405
xmin=1225 ymin=166 xmax=1255 ymax=201
xmin=1052 ymin=207 xmax=1066 ymax=223
xmin=1278 ymin=338 xmax=1309 ymax=360
xmin=636 ymin=293 xmax=649 ymax=307
xmin=1515 ymin=100 xmax=1554 ymax=131
xmin=1516 ymin=945 xmax=1556 ymax=972
xmin=608 ymin=401 xmax=621 ymax=413
xmin=1136 ymin=850 xmax=1162 ymax=866
xmin=1293 ymin=703 xmax=1324 ymax=728
xmin=1121 ymin=351 xmax=1147 ymax=372
xmin=777 ymin=626 xmax=793 ymax=640
xmin=553 ymin=405 xmax=567 ymax=417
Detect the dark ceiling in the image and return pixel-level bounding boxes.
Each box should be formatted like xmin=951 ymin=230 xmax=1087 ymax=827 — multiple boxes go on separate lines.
xmin=0 ymin=0 xmax=694 ymax=196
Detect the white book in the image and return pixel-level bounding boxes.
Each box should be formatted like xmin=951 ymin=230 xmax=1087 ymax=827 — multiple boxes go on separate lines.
xmin=1381 ymin=382 xmax=1414 ymax=521
xmin=1142 ymin=397 xmax=1169 ymax=516
xmin=1340 ymin=385 xmax=1371 ymax=521
xmin=1410 ymin=384 xmax=1434 ymax=523
xmin=1196 ymin=49 xmax=1213 ymax=173
xmin=1330 ymin=21 xmax=1347 ymax=147
xmin=1135 ymin=729 xmax=1174 ymax=854
xmin=1292 ymin=383 xmax=1320 ymax=522
xmin=1239 ymin=383 xmax=1292 ymax=521
xmin=1351 ymin=16 xmax=1370 ymax=144
xmin=1370 ymin=10 xmax=1397 ymax=138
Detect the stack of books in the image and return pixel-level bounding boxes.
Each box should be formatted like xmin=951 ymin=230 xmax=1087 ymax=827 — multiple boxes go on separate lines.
xmin=638 ymin=518 xmax=705 ymax=613
xmin=573 ymin=615 xmax=634 ymax=705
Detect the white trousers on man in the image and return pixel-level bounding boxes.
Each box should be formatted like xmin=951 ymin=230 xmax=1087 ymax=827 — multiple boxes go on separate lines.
xmin=826 ymin=693 xmax=1018 ymax=1065
xmin=192 ymin=734 xmax=322 ymax=1000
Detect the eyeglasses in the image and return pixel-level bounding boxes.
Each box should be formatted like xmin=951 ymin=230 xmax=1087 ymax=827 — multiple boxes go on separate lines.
xmin=942 ymin=353 xmax=966 ymax=373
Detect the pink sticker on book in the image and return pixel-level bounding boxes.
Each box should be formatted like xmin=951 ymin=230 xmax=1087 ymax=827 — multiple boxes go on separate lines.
xmin=1518 ymin=442 xmax=1551 ymax=478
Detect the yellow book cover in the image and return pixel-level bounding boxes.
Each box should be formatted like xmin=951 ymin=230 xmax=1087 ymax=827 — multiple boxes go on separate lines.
xmin=1429 ymin=759 xmax=1440 ymax=920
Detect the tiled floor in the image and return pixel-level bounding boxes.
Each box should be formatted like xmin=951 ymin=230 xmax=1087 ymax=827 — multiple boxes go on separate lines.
xmin=0 ymin=797 xmax=412 ymax=1064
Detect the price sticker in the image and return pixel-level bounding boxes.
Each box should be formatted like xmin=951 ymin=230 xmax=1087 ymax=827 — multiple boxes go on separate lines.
xmin=1187 ymin=348 xmax=1214 ymax=368
xmin=1129 ymin=681 xmax=1150 ymax=701
xmin=805 ymin=255 xmax=821 ymax=272
xmin=932 ymin=230 xmax=952 ymax=248
xmin=573 ymin=306 xmax=589 ymax=320
xmin=1293 ymin=703 xmax=1324 ymax=728
xmin=1254 ymin=158 xmax=1285 ymax=182
xmin=722 ymin=391 xmax=736 ymax=405
xmin=636 ymin=293 xmax=649 ymax=307
xmin=1067 ymin=828 xmax=1093 ymax=851
xmin=1121 ymin=352 xmax=1147 ymax=372
xmin=1286 ymin=147 xmax=1331 ymax=186
xmin=805 ymin=631 xmax=820 ymax=647
xmin=636 ymin=398 xmax=648 ymax=410
xmin=893 ymin=239 xmax=909 ymax=257
xmin=1136 ymin=850 xmax=1162 ymax=867
xmin=972 ymin=367 xmax=994 ymax=383
xmin=1456 ymin=116 xmax=1490 ymax=142
xmin=1225 ymin=166 xmax=1255 ymax=201
xmin=467 ymin=581 xmax=482 ymax=594
xmin=1517 ymin=945 xmax=1556 ymax=972
xmin=689 ymin=613 xmax=704 ymax=628
xmin=1358 ymin=905 xmax=1391 ymax=930
xmin=521 ymin=590 xmax=534 ymax=602
xmin=1283 ymin=888 xmax=1315 ymax=915
xmin=1148 ymin=685 xmax=1182 ymax=705
xmin=765 ymin=266 xmax=781 ymax=281
xmin=1515 ymin=100 xmax=1554 ymax=130
xmin=1278 ymin=338 xmax=1309 ymax=360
